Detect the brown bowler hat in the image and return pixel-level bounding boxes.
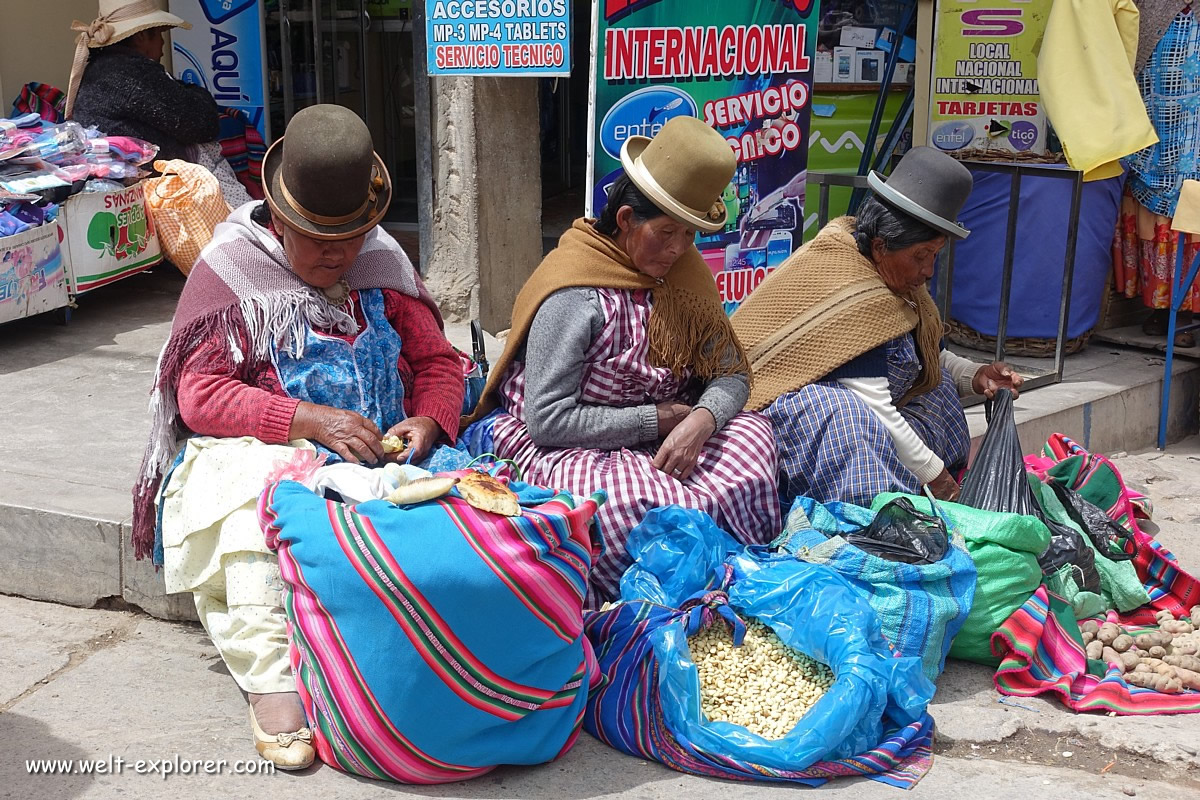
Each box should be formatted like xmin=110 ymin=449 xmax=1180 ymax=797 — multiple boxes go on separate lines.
xmin=262 ymin=105 xmax=391 ymax=240
xmin=619 ymin=115 xmax=737 ymax=234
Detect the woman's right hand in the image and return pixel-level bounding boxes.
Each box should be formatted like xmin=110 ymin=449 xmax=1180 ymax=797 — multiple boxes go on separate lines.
xmin=655 ymin=401 xmax=692 ymax=436
xmin=290 ymin=401 xmax=385 ymax=465
xmin=926 ymin=468 xmax=961 ymax=502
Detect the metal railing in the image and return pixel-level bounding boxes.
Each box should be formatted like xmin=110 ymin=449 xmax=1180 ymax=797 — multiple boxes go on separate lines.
xmin=808 ymin=162 xmax=1084 ymax=399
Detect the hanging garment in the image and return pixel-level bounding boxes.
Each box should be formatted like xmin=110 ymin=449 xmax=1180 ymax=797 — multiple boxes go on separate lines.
xmin=1039 ymin=0 xmax=1158 ymax=181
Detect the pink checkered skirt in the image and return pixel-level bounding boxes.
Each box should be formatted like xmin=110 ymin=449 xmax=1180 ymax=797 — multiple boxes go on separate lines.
xmin=492 ymin=288 xmax=781 ymax=604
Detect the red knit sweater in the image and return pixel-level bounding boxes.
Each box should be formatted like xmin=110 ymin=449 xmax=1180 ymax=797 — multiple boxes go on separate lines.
xmin=176 ymin=289 xmax=464 ymax=444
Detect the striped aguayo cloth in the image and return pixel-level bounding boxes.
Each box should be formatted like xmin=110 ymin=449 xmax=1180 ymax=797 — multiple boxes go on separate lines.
xmin=258 ymin=478 xmax=604 ymax=783
xmin=1028 ymin=433 xmax=1198 ymax=626
xmin=995 ymin=434 xmax=1200 ymax=714
xmin=582 ymin=600 xmax=935 ymax=788
xmin=993 ymin=587 xmax=1200 ymax=715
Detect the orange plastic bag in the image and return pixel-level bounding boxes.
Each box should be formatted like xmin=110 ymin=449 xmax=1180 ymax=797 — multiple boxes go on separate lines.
xmin=143 ymin=159 xmax=230 ymax=275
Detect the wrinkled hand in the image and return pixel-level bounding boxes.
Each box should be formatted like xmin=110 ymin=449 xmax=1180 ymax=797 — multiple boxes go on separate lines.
xmin=927 ymin=468 xmax=961 ymax=502
xmin=290 ymin=401 xmax=383 ymax=465
xmin=382 ymin=416 xmax=441 ymax=465
xmin=655 ymin=401 xmax=692 ymax=437
xmin=652 ymin=409 xmax=716 ymax=482
xmin=973 ymin=361 xmax=1024 ymax=399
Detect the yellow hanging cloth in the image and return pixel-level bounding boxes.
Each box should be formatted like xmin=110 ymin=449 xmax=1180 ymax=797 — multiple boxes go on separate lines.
xmin=1038 ymin=0 xmax=1159 ymax=181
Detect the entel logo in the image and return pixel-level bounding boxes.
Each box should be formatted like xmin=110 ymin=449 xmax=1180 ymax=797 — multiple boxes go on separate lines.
xmin=933 ymin=121 xmax=975 ymax=151
xmin=600 ymin=87 xmax=697 ymax=160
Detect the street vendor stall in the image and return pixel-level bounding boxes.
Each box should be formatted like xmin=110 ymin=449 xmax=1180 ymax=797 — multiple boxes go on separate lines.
xmin=0 ymin=113 xmax=163 ymax=325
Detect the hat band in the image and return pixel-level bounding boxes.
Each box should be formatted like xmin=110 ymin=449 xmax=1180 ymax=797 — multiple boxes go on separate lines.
xmin=279 ymin=174 xmax=370 ymax=226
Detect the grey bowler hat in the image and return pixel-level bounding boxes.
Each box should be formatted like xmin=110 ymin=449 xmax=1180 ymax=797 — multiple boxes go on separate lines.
xmin=866 ymin=147 xmax=974 ymax=239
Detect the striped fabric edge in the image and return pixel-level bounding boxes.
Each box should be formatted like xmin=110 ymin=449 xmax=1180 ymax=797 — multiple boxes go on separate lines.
xmin=443 ymin=492 xmax=600 ymax=644
xmin=992 ymin=587 xmax=1200 ymax=716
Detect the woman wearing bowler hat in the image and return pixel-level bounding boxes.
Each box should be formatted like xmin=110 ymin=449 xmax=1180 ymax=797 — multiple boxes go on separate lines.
xmin=462 ymin=116 xmax=781 ymax=606
xmin=733 ymin=147 xmax=1023 ymax=508
xmin=132 ymin=106 xmax=468 ymax=769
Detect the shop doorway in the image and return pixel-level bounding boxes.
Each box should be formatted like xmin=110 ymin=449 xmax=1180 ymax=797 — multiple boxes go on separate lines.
xmin=267 ymin=0 xmax=420 ymax=226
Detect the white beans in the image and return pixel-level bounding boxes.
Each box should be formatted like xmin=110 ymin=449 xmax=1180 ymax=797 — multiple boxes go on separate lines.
xmin=689 ymin=619 xmax=834 ymax=740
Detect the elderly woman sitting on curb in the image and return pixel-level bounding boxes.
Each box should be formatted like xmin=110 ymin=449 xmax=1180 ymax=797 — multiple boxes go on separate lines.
xmin=132 ymin=106 xmax=465 ymax=770
xmin=462 ymin=116 xmax=781 ymax=605
xmin=732 ymin=147 xmax=1023 ymax=509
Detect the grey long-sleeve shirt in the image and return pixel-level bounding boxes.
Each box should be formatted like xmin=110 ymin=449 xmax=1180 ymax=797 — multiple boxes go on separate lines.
xmin=521 ymin=288 xmax=750 ymax=449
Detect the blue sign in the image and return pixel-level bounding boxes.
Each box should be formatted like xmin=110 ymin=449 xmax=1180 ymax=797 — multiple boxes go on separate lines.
xmin=598 ymin=86 xmax=697 ymax=160
xmin=170 ymin=0 xmax=269 ymax=140
xmin=426 ymin=0 xmax=571 ymax=76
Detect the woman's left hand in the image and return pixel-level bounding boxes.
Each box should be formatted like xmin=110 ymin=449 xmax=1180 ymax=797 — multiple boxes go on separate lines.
xmin=652 ymin=409 xmax=716 ymax=482
xmin=383 ymin=416 xmax=441 ymax=464
xmin=973 ymin=362 xmax=1024 ymax=398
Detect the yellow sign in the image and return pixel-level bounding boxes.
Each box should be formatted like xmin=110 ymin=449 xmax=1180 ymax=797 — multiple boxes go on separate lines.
xmin=929 ymin=0 xmax=1053 ymax=158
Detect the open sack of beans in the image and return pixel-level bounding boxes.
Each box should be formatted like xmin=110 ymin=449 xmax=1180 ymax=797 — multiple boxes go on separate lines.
xmin=582 ymin=506 xmax=937 ymax=788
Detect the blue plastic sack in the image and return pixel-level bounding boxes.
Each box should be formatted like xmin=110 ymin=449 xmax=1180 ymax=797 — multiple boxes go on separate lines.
xmin=584 ymin=506 xmax=937 ymax=788
xmin=775 ymin=497 xmax=978 ymax=682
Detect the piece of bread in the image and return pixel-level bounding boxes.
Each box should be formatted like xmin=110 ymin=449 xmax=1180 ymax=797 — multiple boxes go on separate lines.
xmin=457 ymin=471 xmax=521 ymax=517
xmin=381 ymin=435 xmax=408 ymax=454
xmin=386 ymin=476 xmax=458 ymax=505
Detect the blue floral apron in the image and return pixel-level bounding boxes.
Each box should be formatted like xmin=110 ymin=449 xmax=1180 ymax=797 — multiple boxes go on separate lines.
xmin=153 ymin=289 xmax=467 ymax=565
xmin=274 ymin=288 xmax=469 ymax=474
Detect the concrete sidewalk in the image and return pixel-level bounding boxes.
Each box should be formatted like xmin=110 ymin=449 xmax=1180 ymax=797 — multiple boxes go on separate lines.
xmin=0 ymin=266 xmax=1196 ymax=620
xmin=2 ymin=443 xmax=1199 ymax=799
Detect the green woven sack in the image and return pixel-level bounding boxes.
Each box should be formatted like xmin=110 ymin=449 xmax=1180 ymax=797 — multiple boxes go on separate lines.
xmin=873 ymin=493 xmax=1050 ymax=665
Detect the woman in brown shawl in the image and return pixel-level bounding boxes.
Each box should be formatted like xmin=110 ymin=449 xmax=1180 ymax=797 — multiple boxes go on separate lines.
xmin=462 ymin=117 xmax=780 ymax=605
xmin=732 ymin=147 xmax=1022 ymax=509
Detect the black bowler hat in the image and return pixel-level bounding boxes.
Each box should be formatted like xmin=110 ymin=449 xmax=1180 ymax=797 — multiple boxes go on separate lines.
xmin=262 ymin=105 xmax=391 ymax=240
xmin=867 ymin=146 xmax=974 ymax=239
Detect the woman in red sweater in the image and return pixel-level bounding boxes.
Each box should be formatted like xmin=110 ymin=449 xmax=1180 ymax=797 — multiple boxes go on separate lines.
xmin=132 ymin=106 xmax=464 ymax=770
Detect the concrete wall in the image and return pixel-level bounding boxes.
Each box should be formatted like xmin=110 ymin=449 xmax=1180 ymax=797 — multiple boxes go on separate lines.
xmin=0 ymin=0 xmax=178 ymax=108
xmin=0 ymin=0 xmax=97 ymax=101
xmin=424 ymin=76 xmax=542 ymax=331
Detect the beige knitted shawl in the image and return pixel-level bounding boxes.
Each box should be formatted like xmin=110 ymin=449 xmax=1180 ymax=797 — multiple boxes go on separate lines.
xmin=731 ymin=216 xmax=944 ymax=411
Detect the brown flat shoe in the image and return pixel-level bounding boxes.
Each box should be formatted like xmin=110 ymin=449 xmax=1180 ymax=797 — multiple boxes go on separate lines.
xmin=248 ymin=704 xmax=315 ymax=771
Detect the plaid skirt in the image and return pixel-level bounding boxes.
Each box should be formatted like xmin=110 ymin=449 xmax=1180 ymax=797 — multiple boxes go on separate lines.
xmin=491 ymin=287 xmax=781 ymax=605
xmin=768 ymin=336 xmax=970 ymax=508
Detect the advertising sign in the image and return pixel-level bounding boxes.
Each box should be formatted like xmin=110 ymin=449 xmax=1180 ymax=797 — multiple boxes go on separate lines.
xmin=170 ymin=0 xmax=270 ymax=141
xmin=588 ymin=0 xmax=819 ymax=313
xmin=426 ymin=0 xmax=571 ymax=76
xmin=0 ymin=222 xmax=68 ymax=325
xmin=929 ymin=0 xmax=1052 ymax=158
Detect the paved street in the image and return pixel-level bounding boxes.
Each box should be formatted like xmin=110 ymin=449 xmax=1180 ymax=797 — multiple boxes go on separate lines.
xmin=3 ymin=445 xmax=1200 ymax=799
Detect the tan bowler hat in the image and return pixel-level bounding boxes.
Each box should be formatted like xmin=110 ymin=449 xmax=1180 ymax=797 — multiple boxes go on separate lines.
xmin=619 ymin=116 xmax=737 ymax=234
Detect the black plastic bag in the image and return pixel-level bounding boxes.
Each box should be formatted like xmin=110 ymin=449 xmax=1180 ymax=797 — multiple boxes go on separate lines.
xmin=845 ymin=497 xmax=950 ymax=565
xmin=1047 ymin=482 xmax=1136 ymax=563
xmin=959 ymin=391 xmax=1036 ymax=514
xmin=958 ymin=391 xmax=1101 ymax=591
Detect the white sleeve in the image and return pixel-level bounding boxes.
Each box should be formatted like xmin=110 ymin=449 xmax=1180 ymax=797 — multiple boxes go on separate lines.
xmin=837 ymin=376 xmax=945 ymax=484
xmin=940 ymin=349 xmax=981 ymax=397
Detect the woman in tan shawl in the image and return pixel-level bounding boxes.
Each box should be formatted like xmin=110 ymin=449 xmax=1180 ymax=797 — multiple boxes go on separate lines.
xmin=462 ymin=117 xmax=780 ymax=605
xmin=732 ymin=147 xmax=1022 ymax=509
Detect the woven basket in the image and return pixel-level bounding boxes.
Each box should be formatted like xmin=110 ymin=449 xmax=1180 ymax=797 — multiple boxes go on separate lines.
xmin=945 ymin=318 xmax=1092 ymax=357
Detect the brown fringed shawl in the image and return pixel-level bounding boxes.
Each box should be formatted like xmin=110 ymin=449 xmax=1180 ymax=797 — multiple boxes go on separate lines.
xmin=731 ymin=217 xmax=945 ymax=411
xmin=130 ymin=203 xmax=435 ymax=560
xmin=464 ymin=218 xmax=750 ymax=425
